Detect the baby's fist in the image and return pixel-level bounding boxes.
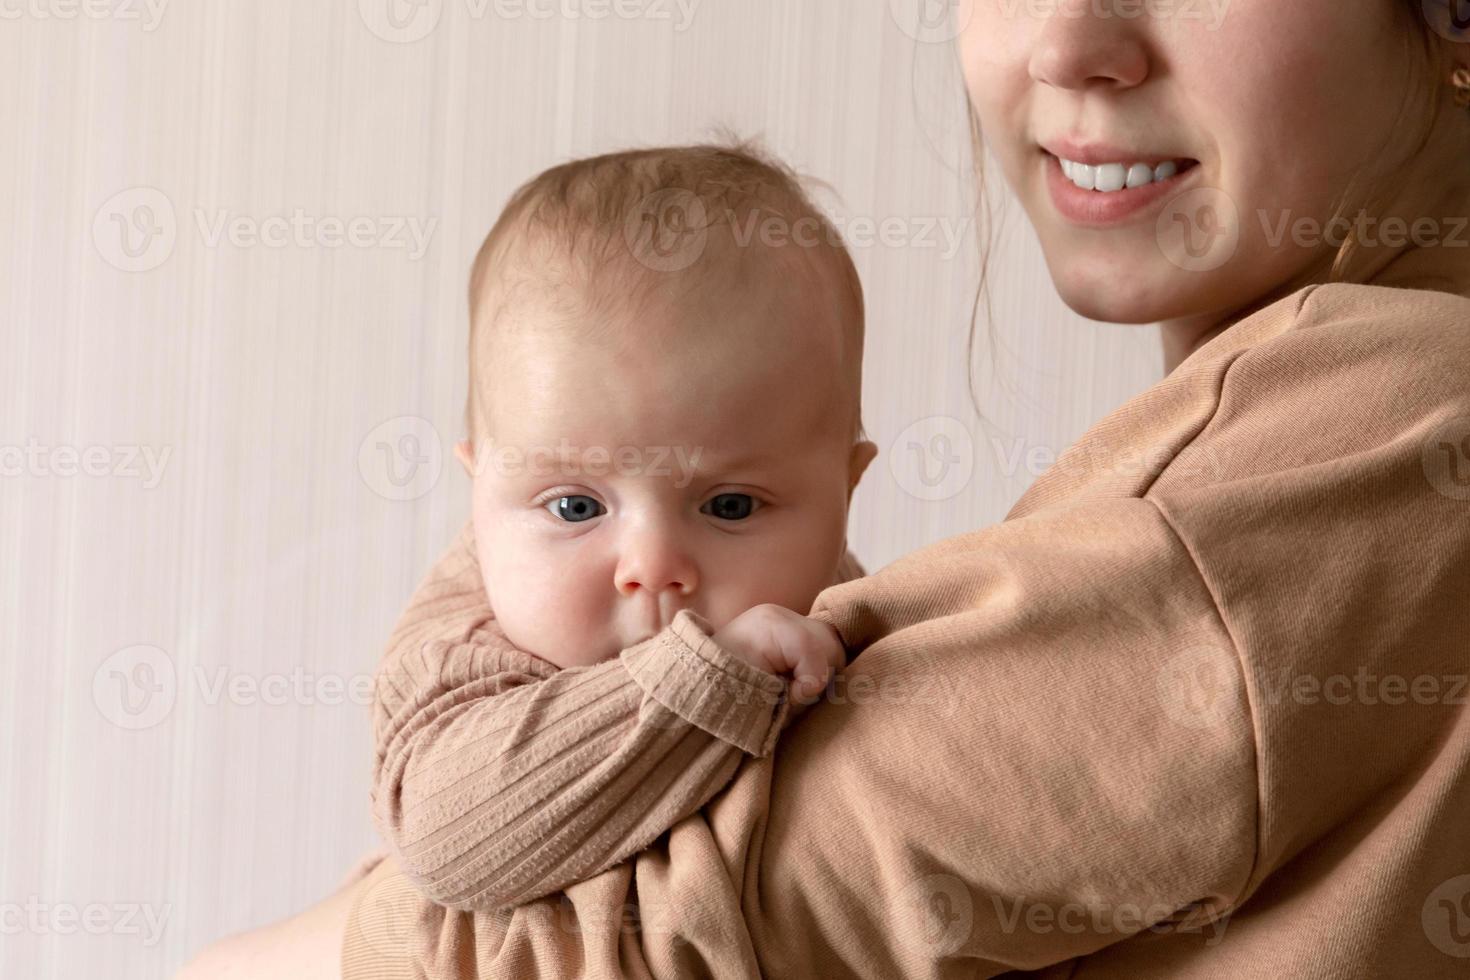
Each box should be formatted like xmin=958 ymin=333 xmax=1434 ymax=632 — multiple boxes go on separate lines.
xmin=710 ymin=604 xmax=845 ymax=706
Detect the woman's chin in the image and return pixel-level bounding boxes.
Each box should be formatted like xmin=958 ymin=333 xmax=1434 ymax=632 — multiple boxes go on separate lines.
xmin=1048 ymin=268 xmax=1159 ymax=325
xmin=1044 ymin=251 xmax=1213 ymax=326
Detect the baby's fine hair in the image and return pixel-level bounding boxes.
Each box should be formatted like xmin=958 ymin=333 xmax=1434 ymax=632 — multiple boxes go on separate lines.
xmin=463 ymin=136 xmax=867 ymax=445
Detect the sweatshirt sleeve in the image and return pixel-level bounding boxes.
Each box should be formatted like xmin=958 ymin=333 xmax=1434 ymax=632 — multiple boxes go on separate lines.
xmin=370 ymin=521 xmax=794 ymax=911
xmin=761 ymin=495 xmax=1258 ymax=976
xmin=369 ymin=522 xmax=870 ymax=912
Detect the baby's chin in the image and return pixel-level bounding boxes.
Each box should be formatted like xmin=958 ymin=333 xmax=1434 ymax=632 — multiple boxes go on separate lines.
xmin=500 ymin=620 xmax=627 ymax=670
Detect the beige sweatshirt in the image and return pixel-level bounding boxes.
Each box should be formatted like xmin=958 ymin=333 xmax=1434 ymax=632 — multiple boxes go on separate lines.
xmin=345 ymin=253 xmax=1470 ymax=979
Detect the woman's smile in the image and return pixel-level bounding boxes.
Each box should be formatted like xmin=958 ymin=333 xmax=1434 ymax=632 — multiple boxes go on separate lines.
xmin=1041 ymin=147 xmax=1203 ymax=226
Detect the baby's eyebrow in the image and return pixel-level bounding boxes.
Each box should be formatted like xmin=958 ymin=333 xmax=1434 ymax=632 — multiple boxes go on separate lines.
xmin=524 ymin=444 xmax=777 ymax=473
xmin=692 ymin=448 xmax=777 ymax=471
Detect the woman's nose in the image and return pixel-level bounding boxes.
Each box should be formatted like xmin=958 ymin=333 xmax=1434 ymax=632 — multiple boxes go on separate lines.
xmin=1028 ymin=2 xmax=1150 ymax=94
xmin=613 ymin=527 xmax=699 ymax=598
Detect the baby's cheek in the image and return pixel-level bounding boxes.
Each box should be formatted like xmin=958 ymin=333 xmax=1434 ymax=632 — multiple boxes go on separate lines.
xmin=717 ymin=539 xmax=839 ymax=620
xmin=528 ymin=589 xmax=618 ymax=667
xmin=482 ymin=535 xmax=623 ymax=666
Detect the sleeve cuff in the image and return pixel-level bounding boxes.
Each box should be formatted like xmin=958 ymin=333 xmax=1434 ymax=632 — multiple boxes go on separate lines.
xmin=619 ymin=609 xmax=790 ymax=756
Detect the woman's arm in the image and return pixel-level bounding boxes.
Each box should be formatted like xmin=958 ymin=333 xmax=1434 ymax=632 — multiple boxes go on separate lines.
xmin=718 ymin=293 xmax=1470 ymax=976
xmin=370 ymin=521 xmax=865 ymax=911
xmin=751 ymin=495 xmax=1258 ymax=975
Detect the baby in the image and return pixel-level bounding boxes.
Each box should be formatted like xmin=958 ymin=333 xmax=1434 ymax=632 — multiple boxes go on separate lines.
xmin=368 ymin=140 xmax=877 ymax=916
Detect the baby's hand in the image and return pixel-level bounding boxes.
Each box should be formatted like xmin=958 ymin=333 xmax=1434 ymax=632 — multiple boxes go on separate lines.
xmin=710 ymin=604 xmax=846 ymax=709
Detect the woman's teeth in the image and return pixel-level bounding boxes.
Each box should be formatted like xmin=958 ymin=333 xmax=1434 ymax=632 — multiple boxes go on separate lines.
xmin=1059 ymin=157 xmax=1191 ymax=193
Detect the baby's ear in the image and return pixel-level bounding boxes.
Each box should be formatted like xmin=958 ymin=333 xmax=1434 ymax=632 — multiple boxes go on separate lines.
xmin=847 ymin=440 xmax=878 ymax=497
xmin=454 ymin=439 xmax=477 ymax=476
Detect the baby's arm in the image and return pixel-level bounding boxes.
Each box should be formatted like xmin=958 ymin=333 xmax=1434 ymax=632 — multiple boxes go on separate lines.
xmin=370 ymin=520 xmax=852 ymax=912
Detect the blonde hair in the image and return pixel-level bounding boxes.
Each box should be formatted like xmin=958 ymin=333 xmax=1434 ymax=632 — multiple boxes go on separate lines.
xmin=464 ymin=138 xmax=867 ymax=448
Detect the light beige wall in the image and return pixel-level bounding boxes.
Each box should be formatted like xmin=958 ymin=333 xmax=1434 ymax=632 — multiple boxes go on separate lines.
xmin=0 ymin=2 xmax=1163 ymax=976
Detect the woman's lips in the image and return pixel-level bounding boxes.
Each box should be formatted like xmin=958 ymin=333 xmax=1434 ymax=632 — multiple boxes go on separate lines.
xmin=1042 ymin=150 xmax=1201 ymax=227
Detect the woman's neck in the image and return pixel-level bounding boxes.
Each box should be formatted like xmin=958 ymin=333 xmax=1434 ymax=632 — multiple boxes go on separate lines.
xmin=1158 ymin=261 xmax=1327 ymax=374
xmin=1159 ymin=235 xmax=1470 ymax=375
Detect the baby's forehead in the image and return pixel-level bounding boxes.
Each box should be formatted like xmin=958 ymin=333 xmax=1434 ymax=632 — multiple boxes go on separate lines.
xmin=487 ymin=240 xmax=845 ymax=360
xmin=481 ymin=332 xmax=847 ymax=466
xmin=472 ymin=222 xmax=859 ymax=446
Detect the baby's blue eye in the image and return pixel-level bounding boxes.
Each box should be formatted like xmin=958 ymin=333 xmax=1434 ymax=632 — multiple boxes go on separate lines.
xmin=702 ymin=493 xmax=758 ymax=521
xmin=546 ymin=495 xmax=605 ymax=523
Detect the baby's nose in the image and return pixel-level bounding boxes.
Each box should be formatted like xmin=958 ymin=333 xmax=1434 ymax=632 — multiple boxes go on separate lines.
xmin=613 ymin=533 xmax=698 ymax=598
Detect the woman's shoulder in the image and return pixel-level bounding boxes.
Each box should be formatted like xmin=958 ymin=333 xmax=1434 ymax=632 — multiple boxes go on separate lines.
xmin=1290 ymin=279 xmax=1470 ymax=334
xmin=1136 ymin=278 xmax=1470 ymax=522
xmin=1228 ymin=276 xmax=1467 ymax=344
xmin=1212 ymin=279 xmax=1470 ymax=412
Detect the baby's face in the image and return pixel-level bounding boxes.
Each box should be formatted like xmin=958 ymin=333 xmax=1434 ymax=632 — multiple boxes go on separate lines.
xmin=457 ymin=252 xmax=876 ymax=668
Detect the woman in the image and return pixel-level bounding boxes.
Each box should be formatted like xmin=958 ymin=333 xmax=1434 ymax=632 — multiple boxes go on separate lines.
xmin=181 ymin=1 xmax=1470 ymax=976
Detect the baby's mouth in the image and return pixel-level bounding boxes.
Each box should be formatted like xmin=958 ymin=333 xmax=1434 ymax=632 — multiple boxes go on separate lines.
xmin=628 ymin=619 xmax=665 ymax=646
xmin=627 ymin=602 xmax=694 ymax=646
